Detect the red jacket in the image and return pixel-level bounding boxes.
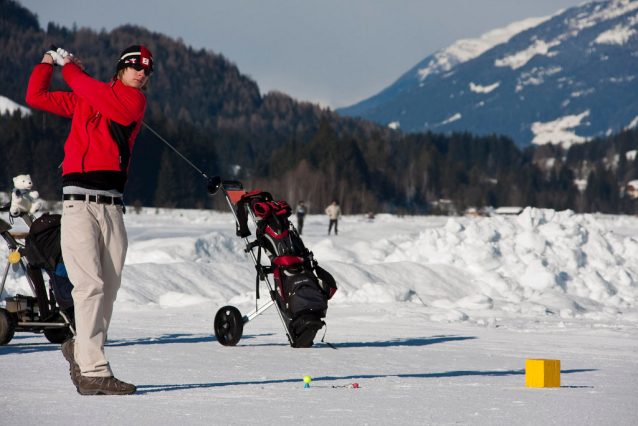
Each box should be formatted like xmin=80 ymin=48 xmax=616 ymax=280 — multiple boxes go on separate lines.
xmin=26 ymin=63 xmax=146 ymax=177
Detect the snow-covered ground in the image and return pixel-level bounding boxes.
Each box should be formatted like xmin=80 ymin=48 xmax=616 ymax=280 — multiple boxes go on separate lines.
xmin=1 ymin=207 xmax=637 ymax=425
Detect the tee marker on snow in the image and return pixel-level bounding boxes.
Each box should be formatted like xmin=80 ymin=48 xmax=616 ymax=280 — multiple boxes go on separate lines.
xmin=301 ymin=376 xmax=360 ymax=389
xmin=526 ymin=359 xmax=560 ymax=388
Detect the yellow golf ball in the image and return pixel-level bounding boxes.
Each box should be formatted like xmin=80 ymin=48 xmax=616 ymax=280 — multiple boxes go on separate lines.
xmin=303 ymin=375 xmax=312 ymax=384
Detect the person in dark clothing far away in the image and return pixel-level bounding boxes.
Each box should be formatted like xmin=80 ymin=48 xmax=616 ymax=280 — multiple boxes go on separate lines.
xmin=325 ymin=200 xmax=342 ymax=235
xmin=296 ymin=201 xmax=306 ymax=234
xmin=26 ymin=44 xmax=154 ymax=396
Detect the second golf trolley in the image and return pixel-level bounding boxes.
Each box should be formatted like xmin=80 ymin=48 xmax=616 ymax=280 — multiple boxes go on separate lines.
xmin=0 ymin=209 xmax=75 ymax=346
xmin=211 ymin=180 xmax=338 ymax=348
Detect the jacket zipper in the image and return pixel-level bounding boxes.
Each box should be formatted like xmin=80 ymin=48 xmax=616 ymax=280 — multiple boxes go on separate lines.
xmin=82 ymin=111 xmax=100 ymax=172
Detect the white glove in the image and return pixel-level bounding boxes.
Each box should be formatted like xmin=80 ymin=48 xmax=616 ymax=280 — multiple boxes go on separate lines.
xmin=56 ymin=47 xmax=72 ymax=65
xmin=46 ymin=47 xmax=71 ymax=66
xmin=45 ymin=49 xmax=63 ymax=66
xmin=56 ymin=47 xmax=71 ymax=60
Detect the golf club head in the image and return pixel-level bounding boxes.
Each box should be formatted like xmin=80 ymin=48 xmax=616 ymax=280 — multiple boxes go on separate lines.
xmin=207 ymin=176 xmax=222 ymax=195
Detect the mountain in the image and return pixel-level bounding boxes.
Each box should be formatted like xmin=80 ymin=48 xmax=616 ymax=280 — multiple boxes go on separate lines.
xmin=338 ymin=0 xmax=638 ymax=148
xmin=4 ymin=0 xmax=638 ymax=215
xmin=338 ymin=15 xmax=552 ymax=119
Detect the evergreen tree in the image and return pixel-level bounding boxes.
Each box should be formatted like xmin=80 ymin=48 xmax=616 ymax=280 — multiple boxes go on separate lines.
xmin=154 ymin=150 xmax=179 ymax=208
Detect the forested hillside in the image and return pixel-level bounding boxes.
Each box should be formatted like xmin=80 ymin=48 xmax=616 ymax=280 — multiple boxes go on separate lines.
xmin=2 ymin=0 xmax=638 ymax=215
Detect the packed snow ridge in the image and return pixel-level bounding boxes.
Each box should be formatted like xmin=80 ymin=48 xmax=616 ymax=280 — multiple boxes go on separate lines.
xmin=3 ymin=206 xmax=637 ymax=326
xmin=306 ymin=208 xmax=638 ymax=324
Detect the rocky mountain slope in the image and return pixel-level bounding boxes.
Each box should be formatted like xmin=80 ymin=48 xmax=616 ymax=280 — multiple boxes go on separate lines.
xmin=339 ymin=0 xmax=638 ymax=148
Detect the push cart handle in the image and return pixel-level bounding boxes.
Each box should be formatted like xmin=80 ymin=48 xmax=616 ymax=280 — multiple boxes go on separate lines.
xmin=222 ymin=180 xmax=243 ymax=189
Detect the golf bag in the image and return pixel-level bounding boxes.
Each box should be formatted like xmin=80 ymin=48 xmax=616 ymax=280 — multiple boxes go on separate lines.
xmin=236 ymin=190 xmax=337 ymax=347
xmin=23 ymin=213 xmax=74 ymax=309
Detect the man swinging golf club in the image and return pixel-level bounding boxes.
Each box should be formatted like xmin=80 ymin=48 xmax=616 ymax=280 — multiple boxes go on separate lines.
xmin=26 ymin=45 xmax=154 ymax=395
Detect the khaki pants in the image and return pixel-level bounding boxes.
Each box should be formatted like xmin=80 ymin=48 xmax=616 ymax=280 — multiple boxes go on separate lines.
xmin=61 ymin=200 xmax=127 ymax=377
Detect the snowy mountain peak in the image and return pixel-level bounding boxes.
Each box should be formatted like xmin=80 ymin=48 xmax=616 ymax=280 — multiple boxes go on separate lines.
xmin=418 ymin=16 xmax=553 ymax=81
xmin=339 ymin=0 xmax=638 ymax=148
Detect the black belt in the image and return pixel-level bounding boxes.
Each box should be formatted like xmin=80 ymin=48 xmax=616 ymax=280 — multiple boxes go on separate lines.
xmin=63 ymin=194 xmax=123 ymax=205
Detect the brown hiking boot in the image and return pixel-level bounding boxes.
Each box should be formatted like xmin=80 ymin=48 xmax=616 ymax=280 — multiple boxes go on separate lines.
xmin=61 ymin=338 xmax=80 ymax=388
xmin=77 ymin=375 xmax=137 ymax=396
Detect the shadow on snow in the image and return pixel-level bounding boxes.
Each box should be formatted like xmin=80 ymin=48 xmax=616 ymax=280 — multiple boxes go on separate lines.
xmin=135 ymin=369 xmax=597 ymax=394
xmin=0 ymin=333 xmax=473 ymax=355
xmin=0 ymin=333 xmax=597 ymax=393
xmin=0 ymin=333 xmax=268 ymax=355
xmin=331 ymin=335 xmax=476 ymax=348
xmin=236 ymin=335 xmax=477 ymax=348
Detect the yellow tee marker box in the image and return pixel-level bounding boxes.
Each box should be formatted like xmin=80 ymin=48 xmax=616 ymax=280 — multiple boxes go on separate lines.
xmin=526 ymin=359 xmax=561 ymax=388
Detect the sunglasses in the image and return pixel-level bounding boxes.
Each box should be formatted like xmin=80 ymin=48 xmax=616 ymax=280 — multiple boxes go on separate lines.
xmin=130 ymin=63 xmax=153 ymax=77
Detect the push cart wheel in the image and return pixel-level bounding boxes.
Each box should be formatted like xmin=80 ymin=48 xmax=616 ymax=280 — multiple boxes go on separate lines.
xmin=0 ymin=308 xmax=16 ymax=346
xmin=44 ymin=325 xmax=72 ymax=344
xmin=214 ymin=305 xmax=243 ymax=346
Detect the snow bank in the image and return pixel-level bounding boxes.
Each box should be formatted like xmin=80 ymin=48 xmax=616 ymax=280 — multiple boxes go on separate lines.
xmin=2 ymin=207 xmax=637 ymax=327
xmin=382 ymin=208 xmax=638 ymax=313
xmin=312 ymin=208 xmax=638 ymax=325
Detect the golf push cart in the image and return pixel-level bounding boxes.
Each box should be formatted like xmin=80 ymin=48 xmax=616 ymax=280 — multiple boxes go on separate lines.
xmin=210 ymin=179 xmax=338 ymax=349
xmin=0 ymin=207 xmax=75 ymax=346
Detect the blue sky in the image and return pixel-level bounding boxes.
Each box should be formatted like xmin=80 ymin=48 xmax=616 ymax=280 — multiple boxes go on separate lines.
xmin=20 ymin=0 xmax=587 ymax=108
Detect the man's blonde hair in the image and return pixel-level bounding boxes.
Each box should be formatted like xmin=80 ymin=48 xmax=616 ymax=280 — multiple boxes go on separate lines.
xmin=111 ymin=69 xmax=149 ymax=91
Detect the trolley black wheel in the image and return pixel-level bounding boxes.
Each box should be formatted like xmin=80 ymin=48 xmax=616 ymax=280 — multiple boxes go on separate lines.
xmin=0 ymin=308 xmax=16 ymax=346
xmin=44 ymin=324 xmax=72 ymax=344
xmin=214 ymin=305 xmax=243 ymax=346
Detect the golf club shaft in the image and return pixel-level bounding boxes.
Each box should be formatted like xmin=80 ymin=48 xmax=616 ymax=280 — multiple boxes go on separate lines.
xmin=141 ymin=122 xmax=214 ymax=181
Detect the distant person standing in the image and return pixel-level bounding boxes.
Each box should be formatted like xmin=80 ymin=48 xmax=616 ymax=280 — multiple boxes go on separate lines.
xmin=325 ymin=200 xmax=342 ymax=235
xmin=296 ymin=201 xmax=306 ymax=235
